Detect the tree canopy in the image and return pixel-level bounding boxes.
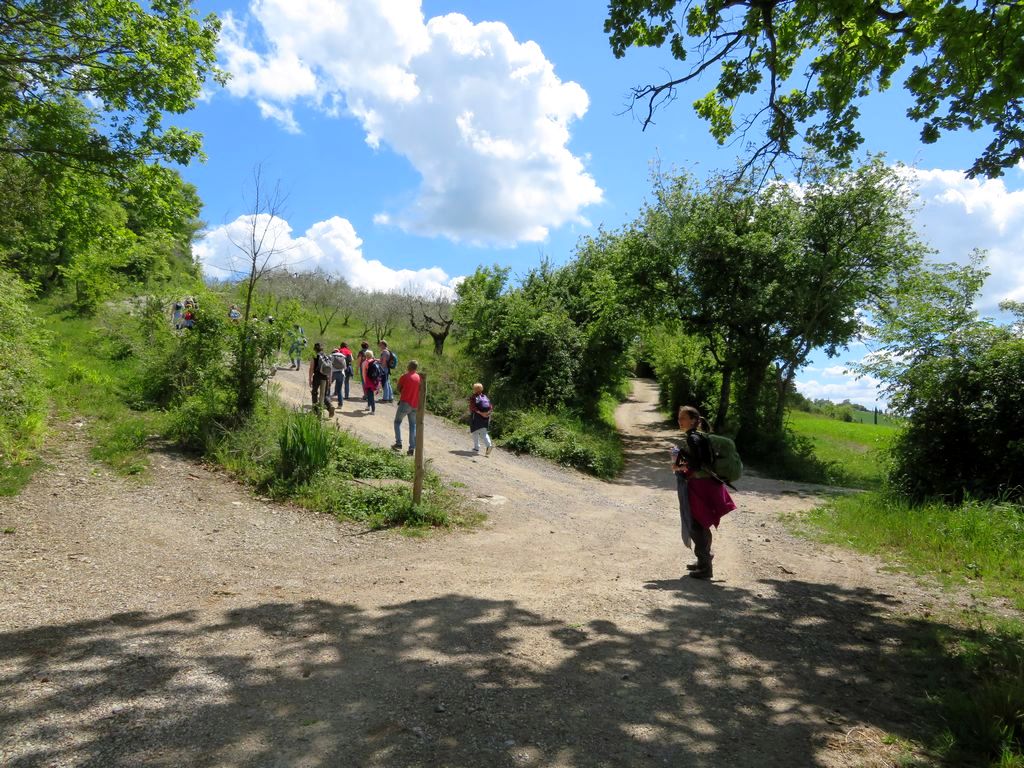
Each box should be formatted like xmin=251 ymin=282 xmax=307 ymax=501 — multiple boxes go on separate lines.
xmin=619 ymin=158 xmax=925 ymax=448
xmin=0 ymin=0 xmax=223 ymax=174
xmin=605 ymin=0 xmax=1024 ymax=179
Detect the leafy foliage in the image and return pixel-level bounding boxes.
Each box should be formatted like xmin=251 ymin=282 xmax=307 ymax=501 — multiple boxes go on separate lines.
xmin=0 ymin=0 xmax=223 ymax=171
xmin=622 ymin=158 xmax=923 ymax=452
xmin=605 ymin=0 xmax=1024 ymax=178
xmin=0 ymin=270 xmax=47 ymax=472
xmin=860 ymin=258 xmax=1024 ymax=503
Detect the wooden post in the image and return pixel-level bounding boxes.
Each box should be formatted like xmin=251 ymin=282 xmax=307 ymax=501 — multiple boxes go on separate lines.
xmin=412 ymin=373 xmax=427 ymax=504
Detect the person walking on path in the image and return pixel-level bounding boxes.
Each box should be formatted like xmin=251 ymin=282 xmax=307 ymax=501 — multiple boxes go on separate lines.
xmin=356 ymin=341 xmax=370 ymax=389
xmin=391 ymin=360 xmax=421 ymax=456
xmin=672 ymin=405 xmax=735 ymax=580
xmin=338 ymin=342 xmax=354 ymax=400
xmin=468 ymin=383 xmax=493 ymax=456
xmin=378 ymin=340 xmax=395 ymax=402
xmin=308 ymin=342 xmax=335 ymax=418
xmin=361 ymin=351 xmax=382 ymax=414
xmin=288 ymin=325 xmax=307 ymax=370
xmin=330 ymin=345 xmax=348 ymax=406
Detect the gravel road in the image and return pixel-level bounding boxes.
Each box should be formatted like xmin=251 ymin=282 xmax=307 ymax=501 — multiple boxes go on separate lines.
xmin=0 ymin=374 xmax=995 ymax=766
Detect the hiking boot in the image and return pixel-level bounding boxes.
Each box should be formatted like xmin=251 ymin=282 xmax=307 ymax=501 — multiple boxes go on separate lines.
xmin=689 ymin=565 xmax=713 ymax=580
xmin=391 ymin=443 xmax=402 ymax=451
xmin=407 ymin=448 xmax=414 ymax=456
xmin=685 ymin=562 xmax=702 ymax=571
xmin=485 ymin=445 xmax=492 ymax=457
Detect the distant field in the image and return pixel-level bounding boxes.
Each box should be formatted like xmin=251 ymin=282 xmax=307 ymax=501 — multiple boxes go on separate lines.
xmin=786 ymin=410 xmax=899 ymax=488
xmin=836 ymin=408 xmax=901 ymax=426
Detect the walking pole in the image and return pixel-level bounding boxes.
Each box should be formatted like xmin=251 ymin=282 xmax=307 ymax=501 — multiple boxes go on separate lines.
xmin=412 ymin=373 xmax=427 ymax=504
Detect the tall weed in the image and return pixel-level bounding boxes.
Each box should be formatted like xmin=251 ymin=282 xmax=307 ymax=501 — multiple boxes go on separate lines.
xmin=277 ymin=412 xmax=336 ymax=485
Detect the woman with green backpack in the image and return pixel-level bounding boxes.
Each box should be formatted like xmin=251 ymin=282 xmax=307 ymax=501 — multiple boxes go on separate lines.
xmin=672 ymin=405 xmax=736 ymax=580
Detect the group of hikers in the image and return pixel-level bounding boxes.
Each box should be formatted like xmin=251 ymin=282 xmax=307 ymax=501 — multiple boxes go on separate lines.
xmin=297 ymin=329 xmax=494 ymax=459
xmin=168 ymin=303 xmax=730 ymax=580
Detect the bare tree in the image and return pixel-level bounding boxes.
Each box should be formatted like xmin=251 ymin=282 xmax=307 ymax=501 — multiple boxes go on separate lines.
xmin=225 ymin=166 xmax=296 ymax=414
xmin=226 ymin=166 xmax=295 ymax=326
xmin=351 ymin=289 xmax=404 ymax=342
xmin=292 ymin=269 xmax=351 ymax=336
xmin=406 ymin=289 xmax=455 ymax=356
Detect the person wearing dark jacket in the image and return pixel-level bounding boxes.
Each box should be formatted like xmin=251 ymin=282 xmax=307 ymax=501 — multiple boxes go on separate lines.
xmin=672 ymin=405 xmax=735 ymax=579
xmin=308 ymin=342 xmax=335 ymax=418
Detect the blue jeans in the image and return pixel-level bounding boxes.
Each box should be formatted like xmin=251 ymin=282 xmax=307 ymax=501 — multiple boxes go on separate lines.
xmin=344 ymin=368 xmax=352 ymax=399
xmin=365 ymin=388 xmax=376 ymax=413
xmin=332 ymin=371 xmax=344 ymax=402
xmin=382 ymin=371 xmax=393 ymax=401
xmin=394 ymin=401 xmax=416 ymax=447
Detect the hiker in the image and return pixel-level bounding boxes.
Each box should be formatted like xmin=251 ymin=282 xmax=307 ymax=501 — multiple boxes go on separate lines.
xmin=228 ymin=304 xmax=241 ymax=322
xmin=378 ymin=340 xmax=396 ymax=402
xmin=308 ymin=342 xmax=335 ymax=418
xmin=172 ymin=301 xmax=183 ymax=330
xmin=338 ymin=341 xmax=354 ymax=400
xmin=391 ymin=360 xmax=421 ymax=456
xmin=672 ymin=405 xmax=735 ymax=580
xmin=288 ymin=325 xmax=306 ymax=370
xmin=468 ymin=383 xmax=493 ymax=456
xmin=356 ymin=341 xmax=370 ymax=388
xmin=181 ymin=300 xmax=196 ymax=329
xmin=361 ymin=350 xmax=383 ymax=414
xmin=330 ymin=344 xmax=348 ymax=405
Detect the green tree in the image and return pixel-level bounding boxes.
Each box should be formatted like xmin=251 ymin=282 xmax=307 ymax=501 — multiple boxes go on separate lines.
xmin=605 ymin=0 xmax=1024 ymax=179
xmin=858 ymin=256 xmax=1024 ymax=502
xmin=0 ymin=0 xmax=223 ymax=173
xmin=624 ymin=159 xmax=924 ymax=449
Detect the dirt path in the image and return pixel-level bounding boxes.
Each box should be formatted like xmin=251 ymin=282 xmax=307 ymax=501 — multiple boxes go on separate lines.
xmin=0 ymin=376 xmax=981 ymax=767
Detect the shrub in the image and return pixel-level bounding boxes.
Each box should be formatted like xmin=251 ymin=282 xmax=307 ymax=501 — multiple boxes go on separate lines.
xmin=277 ymin=412 xmax=337 ymax=485
xmin=496 ymin=405 xmax=623 ymax=478
xmin=0 ymin=270 xmax=48 ymax=471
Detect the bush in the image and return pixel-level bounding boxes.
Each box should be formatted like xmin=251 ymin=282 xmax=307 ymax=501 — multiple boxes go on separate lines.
xmin=277 ymin=412 xmax=337 ymax=485
xmin=0 ymin=270 xmax=48 ymax=473
xmin=887 ymin=331 xmax=1024 ymax=503
xmin=496 ymin=404 xmax=623 ymax=478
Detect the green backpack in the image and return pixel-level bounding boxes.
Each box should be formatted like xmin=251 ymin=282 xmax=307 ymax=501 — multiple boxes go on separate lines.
xmin=703 ymin=432 xmax=743 ymax=485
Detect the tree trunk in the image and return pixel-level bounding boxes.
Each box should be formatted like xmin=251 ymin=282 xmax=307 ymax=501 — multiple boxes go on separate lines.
xmin=735 ymin=362 xmax=768 ymax=452
xmin=430 ymin=330 xmax=447 ymax=356
xmin=714 ymin=366 xmax=733 ymax=430
xmin=771 ymin=366 xmax=796 ymax=434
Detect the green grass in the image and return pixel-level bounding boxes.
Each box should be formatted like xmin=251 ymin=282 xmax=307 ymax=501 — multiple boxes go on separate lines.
xmin=791 ymin=493 xmax=1024 ymax=764
xmin=0 ymin=458 xmax=41 ymax=496
xmin=796 ymin=493 xmax=1024 ymax=610
xmin=210 ymin=397 xmax=481 ymax=530
xmin=786 ymin=410 xmax=898 ymax=488
xmin=40 ymin=304 xmax=165 ymax=478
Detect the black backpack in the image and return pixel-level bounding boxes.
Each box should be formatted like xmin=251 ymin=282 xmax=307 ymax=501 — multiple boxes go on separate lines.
xmin=367 ymin=360 xmax=384 ymax=383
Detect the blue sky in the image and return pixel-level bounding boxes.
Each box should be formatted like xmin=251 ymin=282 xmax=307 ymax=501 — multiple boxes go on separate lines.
xmin=181 ymin=0 xmax=1024 ymax=407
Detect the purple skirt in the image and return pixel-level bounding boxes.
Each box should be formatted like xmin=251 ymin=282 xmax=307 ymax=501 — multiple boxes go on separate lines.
xmin=688 ymin=477 xmax=736 ymax=528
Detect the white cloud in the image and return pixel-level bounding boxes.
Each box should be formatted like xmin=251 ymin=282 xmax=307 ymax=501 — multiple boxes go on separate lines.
xmin=193 ymin=214 xmax=459 ymax=296
xmin=795 ymin=373 xmax=885 ymax=409
xmin=909 ymin=168 xmax=1024 ymax=310
xmin=256 ymin=101 xmax=300 ymax=134
xmin=218 ymin=0 xmax=602 ymax=244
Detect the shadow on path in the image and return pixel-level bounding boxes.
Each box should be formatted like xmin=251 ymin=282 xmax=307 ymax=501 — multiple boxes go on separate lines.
xmin=1 ymin=580 xmax=964 ymax=767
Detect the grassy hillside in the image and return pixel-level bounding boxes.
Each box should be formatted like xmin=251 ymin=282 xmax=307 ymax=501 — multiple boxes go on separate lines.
xmin=786 ymin=409 xmax=898 ymax=489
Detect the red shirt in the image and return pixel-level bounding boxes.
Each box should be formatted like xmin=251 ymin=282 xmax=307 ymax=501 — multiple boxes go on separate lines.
xmin=397 ymin=372 xmax=421 ymax=408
